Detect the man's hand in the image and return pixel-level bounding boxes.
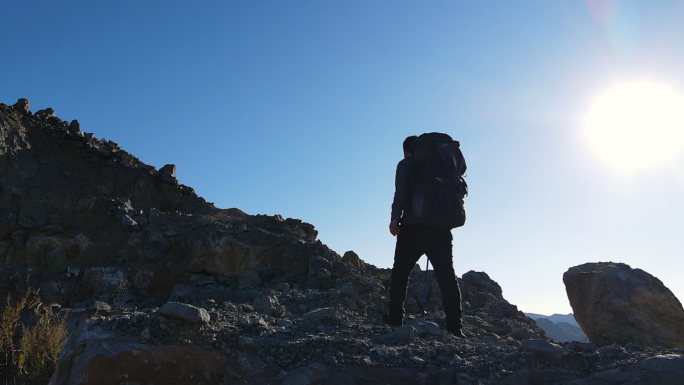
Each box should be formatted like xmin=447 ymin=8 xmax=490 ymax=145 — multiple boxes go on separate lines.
xmin=389 ymin=220 xmax=400 ymax=236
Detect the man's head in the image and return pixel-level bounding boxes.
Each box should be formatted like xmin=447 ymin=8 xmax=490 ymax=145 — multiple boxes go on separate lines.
xmin=403 ymin=136 xmax=418 ymax=158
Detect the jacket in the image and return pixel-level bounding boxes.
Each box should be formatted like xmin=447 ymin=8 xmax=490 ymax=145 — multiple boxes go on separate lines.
xmin=391 ymin=156 xmax=418 ymax=225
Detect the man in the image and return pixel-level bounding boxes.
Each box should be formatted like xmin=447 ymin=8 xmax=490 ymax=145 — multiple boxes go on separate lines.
xmin=385 ymin=135 xmax=465 ymax=338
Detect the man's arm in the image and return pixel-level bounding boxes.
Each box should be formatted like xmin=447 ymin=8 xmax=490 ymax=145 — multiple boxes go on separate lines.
xmin=390 ymin=160 xmax=410 ymax=236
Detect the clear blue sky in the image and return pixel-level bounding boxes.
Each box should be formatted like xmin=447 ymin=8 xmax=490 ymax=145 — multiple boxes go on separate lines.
xmin=3 ymin=1 xmax=684 ymax=315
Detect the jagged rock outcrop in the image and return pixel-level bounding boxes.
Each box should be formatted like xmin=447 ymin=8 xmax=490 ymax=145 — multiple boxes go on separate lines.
xmin=564 ymin=262 xmax=684 ymax=348
xmin=0 ymin=100 xmax=327 ymax=307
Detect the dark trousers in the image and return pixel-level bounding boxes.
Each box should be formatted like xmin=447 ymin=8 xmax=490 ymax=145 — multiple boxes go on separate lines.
xmin=388 ymin=224 xmax=463 ymax=329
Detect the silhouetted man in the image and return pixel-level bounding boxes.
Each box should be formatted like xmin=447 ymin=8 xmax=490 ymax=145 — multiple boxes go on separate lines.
xmin=385 ymin=135 xmax=465 ymax=338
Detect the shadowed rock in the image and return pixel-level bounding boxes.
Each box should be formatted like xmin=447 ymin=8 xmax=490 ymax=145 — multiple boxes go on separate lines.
xmin=564 ymin=262 xmax=684 ymax=348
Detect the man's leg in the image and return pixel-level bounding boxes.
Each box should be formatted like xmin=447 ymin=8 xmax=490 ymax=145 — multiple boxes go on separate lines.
xmin=425 ymin=229 xmax=463 ymax=333
xmin=388 ymin=225 xmax=423 ymax=324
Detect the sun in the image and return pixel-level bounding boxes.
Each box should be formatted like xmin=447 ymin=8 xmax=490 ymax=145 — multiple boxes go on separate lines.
xmin=584 ymin=82 xmax=684 ymax=170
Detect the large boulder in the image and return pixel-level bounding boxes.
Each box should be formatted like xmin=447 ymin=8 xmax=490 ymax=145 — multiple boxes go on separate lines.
xmin=563 ymin=262 xmax=684 ymax=348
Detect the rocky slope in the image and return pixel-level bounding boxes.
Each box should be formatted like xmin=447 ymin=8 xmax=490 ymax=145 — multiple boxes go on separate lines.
xmin=2 ymin=99 xmax=683 ymax=384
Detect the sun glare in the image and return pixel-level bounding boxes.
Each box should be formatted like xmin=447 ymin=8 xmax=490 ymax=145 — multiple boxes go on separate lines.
xmin=584 ymin=82 xmax=684 ymax=170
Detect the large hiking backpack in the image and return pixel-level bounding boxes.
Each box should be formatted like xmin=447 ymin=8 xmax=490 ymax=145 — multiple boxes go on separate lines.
xmin=411 ymin=132 xmax=467 ymax=229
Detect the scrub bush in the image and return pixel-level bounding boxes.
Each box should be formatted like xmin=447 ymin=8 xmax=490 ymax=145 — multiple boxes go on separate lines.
xmin=0 ymin=290 xmax=68 ymax=384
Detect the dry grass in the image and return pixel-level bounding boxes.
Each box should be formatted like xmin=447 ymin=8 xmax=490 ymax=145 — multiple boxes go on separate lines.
xmin=0 ymin=289 xmax=68 ymax=384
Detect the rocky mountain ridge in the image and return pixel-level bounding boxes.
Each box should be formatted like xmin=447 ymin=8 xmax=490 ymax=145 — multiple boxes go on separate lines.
xmin=525 ymin=313 xmax=580 ymax=328
xmin=2 ymin=99 xmax=683 ymax=384
xmin=525 ymin=313 xmax=588 ymax=343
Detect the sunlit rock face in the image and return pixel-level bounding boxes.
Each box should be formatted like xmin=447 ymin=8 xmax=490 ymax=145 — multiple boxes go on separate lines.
xmin=564 ymin=262 xmax=684 ymax=348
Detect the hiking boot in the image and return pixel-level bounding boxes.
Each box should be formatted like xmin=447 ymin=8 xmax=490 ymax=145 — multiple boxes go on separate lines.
xmin=383 ymin=313 xmax=403 ymax=327
xmin=447 ymin=326 xmax=466 ymax=338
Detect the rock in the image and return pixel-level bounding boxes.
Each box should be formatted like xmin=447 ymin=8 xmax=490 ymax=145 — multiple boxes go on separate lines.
xmin=506 ymin=328 xmax=540 ymax=341
xmin=308 ymin=255 xmax=333 ymax=287
xmin=190 ymin=235 xmax=258 ymax=277
xmin=578 ymin=354 xmax=684 ymax=384
xmin=520 ymin=339 xmax=564 ymax=361
xmin=564 ymin=262 xmax=684 ymax=348
xmin=74 ymin=233 xmax=92 ymax=250
xmin=148 ymin=234 xmax=169 ymax=251
xmin=253 ymin=295 xmax=285 ymax=317
xmin=68 ymin=120 xmax=81 ymax=135
xmin=303 ymin=307 xmax=340 ymax=321
xmin=35 ymin=108 xmax=56 ymax=119
xmin=281 ymin=363 xmax=327 ymax=385
xmin=12 ymin=98 xmax=29 ymax=114
xmin=158 ymin=302 xmax=210 ymax=324
xmin=50 ymin=324 xmax=235 ymax=385
xmin=45 ymin=248 xmax=68 ymax=273
xmin=160 ymin=163 xmax=178 ymax=184
xmin=148 ymin=208 xmax=161 ymax=223
xmin=274 ymin=282 xmax=290 ymax=292
xmin=342 ymin=251 xmax=362 ymax=268
xmin=239 ymin=270 xmax=262 ymax=288
xmin=460 ymin=271 xmax=504 ymax=310
xmin=564 ymin=341 xmax=597 ymax=353
xmin=405 ymin=319 xmax=440 ymax=336
xmin=373 ymin=325 xmax=417 ymax=345
xmin=120 ymin=214 xmax=139 ymax=231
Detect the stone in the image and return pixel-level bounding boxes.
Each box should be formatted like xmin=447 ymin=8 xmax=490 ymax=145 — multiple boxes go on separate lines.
xmin=74 ymin=233 xmax=92 ymax=250
xmin=80 ymin=267 xmax=128 ymax=298
xmin=158 ymin=302 xmax=210 ymax=324
xmin=239 ymin=270 xmax=262 ymax=288
xmin=120 ymin=214 xmax=139 ymax=231
xmin=190 ymin=235 xmax=257 ymax=277
xmin=148 ymin=208 xmax=161 ymax=223
xmin=564 ymin=341 xmax=597 ymax=353
xmin=460 ymin=271 xmax=505 ymax=310
xmin=579 ymin=354 xmax=684 ymax=384
xmin=274 ymin=282 xmax=290 ymax=292
xmin=564 ymin=262 xmax=684 ymax=348
xmin=520 ymin=339 xmax=564 ymax=361
xmin=405 ymin=319 xmax=440 ymax=336
xmin=308 ymin=255 xmax=333 ymax=287
xmin=303 ymin=307 xmax=340 ymax=321
xmin=148 ymin=234 xmax=169 ymax=251
xmin=46 ymin=248 xmax=68 ymax=273
xmin=373 ymin=325 xmax=417 ymax=345
xmin=35 ymin=108 xmax=56 ymax=119
xmin=49 ymin=324 xmax=234 ymax=385
xmin=66 ymin=266 xmax=81 ymax=278
xmin=160 ymin=163 xmax=178 ymax=184
xmin=342 ymin=250 xmax=362 ymax=268
xmin=506 ymin=329 xmax=540 ymax=341
xmin=68 ymin=119 xmax=81 ymax=135
xmin=253 ymin=295 xmax=285 ymax=317
xmin=12 ymin=98 xmax=29 ymax=114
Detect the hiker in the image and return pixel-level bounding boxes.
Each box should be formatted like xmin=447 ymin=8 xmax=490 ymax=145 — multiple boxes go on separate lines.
xmin=385 ymin=134 xmax=465 ymax=338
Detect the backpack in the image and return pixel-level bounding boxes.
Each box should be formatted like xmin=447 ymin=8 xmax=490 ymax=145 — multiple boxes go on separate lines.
xmin=411 ymin=132 xmax=468 ymax=229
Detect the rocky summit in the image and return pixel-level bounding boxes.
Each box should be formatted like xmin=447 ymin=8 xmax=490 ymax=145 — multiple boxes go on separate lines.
xmin=1 ymin=99 xmax=684 ymax=384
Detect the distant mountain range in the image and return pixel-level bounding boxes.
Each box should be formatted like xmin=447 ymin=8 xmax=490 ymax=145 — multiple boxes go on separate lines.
xmin=525 ymin=313 xmax=579 ymax=327
xmin=524 ymin=313 xmax=589 ymax=343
